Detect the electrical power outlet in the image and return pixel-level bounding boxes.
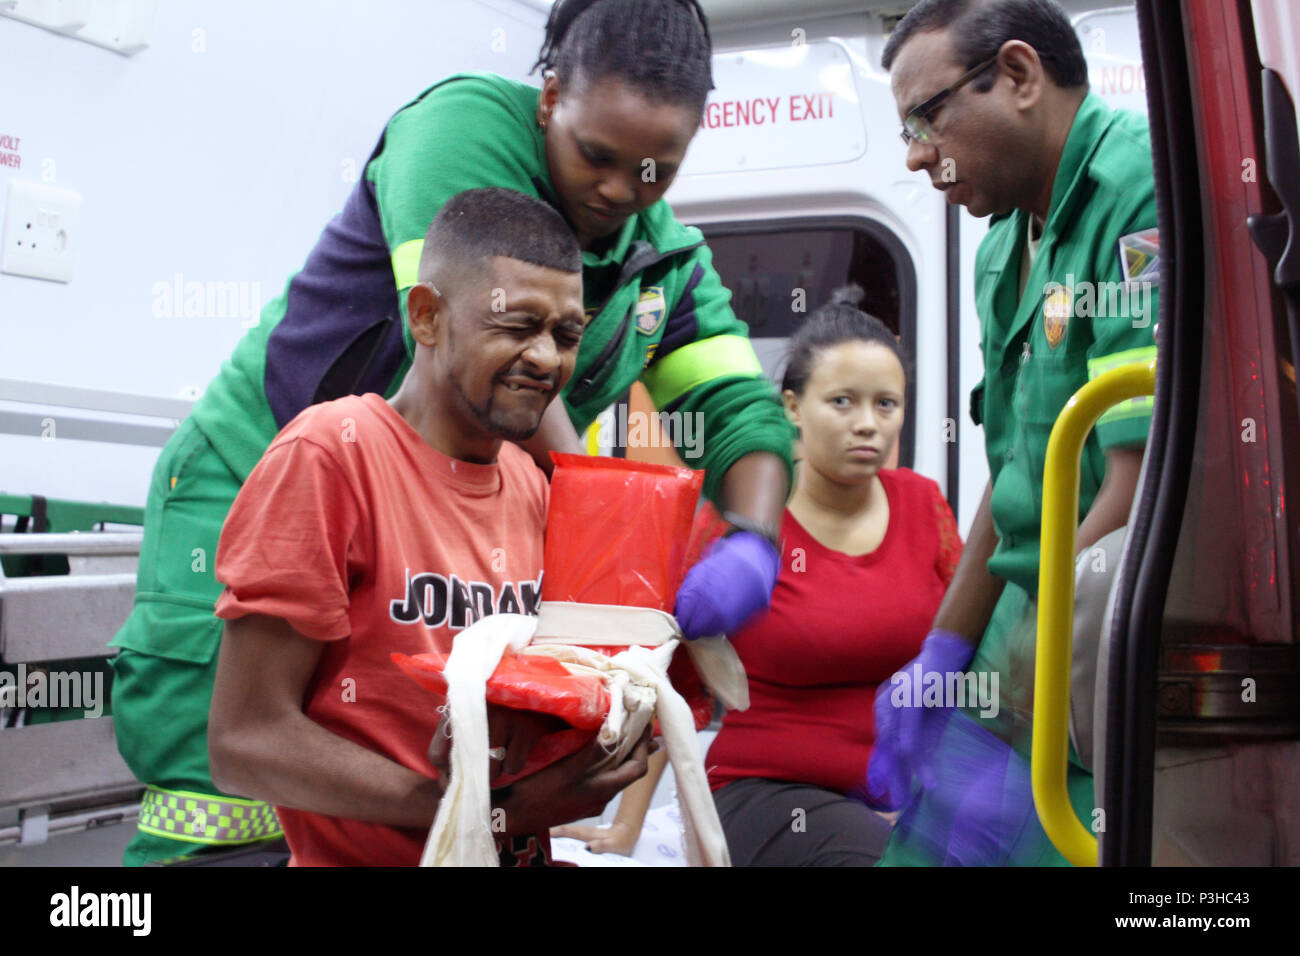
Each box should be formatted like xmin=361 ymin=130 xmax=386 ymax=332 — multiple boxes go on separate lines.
xmin=1 ymin=180 xmax=81 ymax=283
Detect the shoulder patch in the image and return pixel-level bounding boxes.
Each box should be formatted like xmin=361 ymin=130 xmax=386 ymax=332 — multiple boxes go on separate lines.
xmin=634 ymin=285 xmax=666 ymax=336
xmin=1117 ymin=227 xmax=1160 ymax=289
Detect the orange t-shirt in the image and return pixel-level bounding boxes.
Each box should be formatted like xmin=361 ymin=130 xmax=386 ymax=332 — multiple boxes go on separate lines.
xmin=214 ymin=392 xmax=548 ymax=866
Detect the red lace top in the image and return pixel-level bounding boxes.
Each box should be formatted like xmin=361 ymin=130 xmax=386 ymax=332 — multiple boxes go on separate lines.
xmin=699 ymin=468 xmax=961 ymax=795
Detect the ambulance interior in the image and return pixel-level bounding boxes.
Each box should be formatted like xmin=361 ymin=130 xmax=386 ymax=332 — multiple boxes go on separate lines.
xmin=0 ymin=0 xmax=1296 ymax=867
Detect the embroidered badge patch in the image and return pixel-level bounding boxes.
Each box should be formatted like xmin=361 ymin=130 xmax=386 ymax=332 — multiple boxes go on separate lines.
xmin=1043 ymin=284 xmax=1072 ymax=349
xmin=635 ymin=285 xmax=666 ymax=335
xmin=1117 ymin=227 xmax=1160 ymax=289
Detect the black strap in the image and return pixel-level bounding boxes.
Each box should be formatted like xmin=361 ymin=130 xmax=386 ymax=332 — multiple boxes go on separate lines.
xmin=720 ymin=510 xmax=782 ymax=552
xmin=569 ymin=239 xmax=705 ymax=403
xmin=11 ymin=496 xmax=51 ymax=576
xmin=30 ymin=495 xmax=49 ymax=533
xmin=14 ymin=495 xmax=48 ymax=534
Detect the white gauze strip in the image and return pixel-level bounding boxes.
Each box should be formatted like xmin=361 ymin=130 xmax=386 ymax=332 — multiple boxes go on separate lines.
xmin=420 ymin=613 xmax=538 ymax=867
xmin=516 ymin=639 xmax=731 ymax=866
xmin=422 ymin=606 xmax=732 ymax=867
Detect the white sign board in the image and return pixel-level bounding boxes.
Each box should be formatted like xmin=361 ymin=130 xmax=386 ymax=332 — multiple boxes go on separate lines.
xmin=680 ymin=41 xmax=866 ymax=176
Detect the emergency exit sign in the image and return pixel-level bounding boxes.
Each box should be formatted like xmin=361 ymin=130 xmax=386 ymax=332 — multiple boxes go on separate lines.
xmin=680 ymin=41 xmax=866 ymax=176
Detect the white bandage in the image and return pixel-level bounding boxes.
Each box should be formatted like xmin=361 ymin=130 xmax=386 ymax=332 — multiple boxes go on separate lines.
xmin=421 ymin=606 xmax=733 ymax=867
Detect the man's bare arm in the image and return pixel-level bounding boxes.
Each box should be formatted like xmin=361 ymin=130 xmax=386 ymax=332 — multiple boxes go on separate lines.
xmin=931 ymin=480 xmax=1006 ymax=647
xmin=429 ymin=715 xmax=655 ymax=836
xmin=211 ymin=613 xmax=654 ymax=837
xmin=720 ymin=451 xmax=791 ymax=531
xmin=209 ymin=613 xmax=443 ymax=829
xmin=1076 ymin=446 xmax=1145 ymax=554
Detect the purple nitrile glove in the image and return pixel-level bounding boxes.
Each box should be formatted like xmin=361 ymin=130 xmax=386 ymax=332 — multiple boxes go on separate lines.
xmin=673 ymin=531 xmax=780 ymax=640
xmin=939 ymin=711 xmax=1035 ymax=866
xmin=864 ymin=629 xmax=976 ymax=810
xmin=869 ymin=709 xmax=1036 ymax=865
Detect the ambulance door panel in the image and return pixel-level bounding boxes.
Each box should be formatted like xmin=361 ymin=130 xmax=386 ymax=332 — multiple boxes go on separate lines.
xmin=697 ymin=221 xmax=915 ymax=472
xmin=668 ymin=38 xmax=962 ymax=512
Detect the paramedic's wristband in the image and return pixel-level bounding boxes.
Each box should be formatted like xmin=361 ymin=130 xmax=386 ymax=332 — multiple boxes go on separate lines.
xmin=720 ymin=511 xmax=781 ymax=553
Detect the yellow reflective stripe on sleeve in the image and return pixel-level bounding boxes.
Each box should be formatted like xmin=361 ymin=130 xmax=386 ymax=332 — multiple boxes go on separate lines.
xmin=1086 ymin=345 xmax=1157 ymax=380
xmin=1096 ymin=394 xmax=1153 ymax=427
xmin=1088 ymin=347 xmax=1157 ymax=428
xmin=391 ymin=239 xmax=424 ymax=290
xmin=137 ymin=785 xmax=283 ymax=846
xmin=642 ymin=335 xmax=763 ymax=408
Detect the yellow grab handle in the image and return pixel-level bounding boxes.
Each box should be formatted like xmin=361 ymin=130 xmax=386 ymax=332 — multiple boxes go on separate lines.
xmin=1033 ymin=358 xmax=1156 ymax=868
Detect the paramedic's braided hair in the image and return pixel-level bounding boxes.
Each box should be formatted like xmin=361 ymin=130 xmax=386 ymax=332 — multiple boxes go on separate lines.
xmin=533 ymin=0 xmax=714 ymax=112
xmin=782 ymin=285 xmax=912 ymax=396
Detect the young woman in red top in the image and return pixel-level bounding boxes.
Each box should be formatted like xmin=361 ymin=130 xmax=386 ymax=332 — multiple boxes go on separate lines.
xmin=704 ymin=289 xmax=962 ymax=866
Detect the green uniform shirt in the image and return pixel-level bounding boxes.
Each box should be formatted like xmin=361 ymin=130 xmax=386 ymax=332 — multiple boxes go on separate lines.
xmin=972 ymin=92 xmax=1158 ymax=595
xmin=190 ymin=72 xmax=793 ymax=504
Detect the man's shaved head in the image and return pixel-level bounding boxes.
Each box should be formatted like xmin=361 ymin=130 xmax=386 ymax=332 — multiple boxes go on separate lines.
xmin=419 ymin=187 xmax=582 ymax=296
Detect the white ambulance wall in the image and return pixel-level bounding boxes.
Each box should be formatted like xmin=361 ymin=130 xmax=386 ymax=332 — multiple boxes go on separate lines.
xmin=667 ymin=4 xmax=1144 ymax=538
xmin=954 ymin=199 xmax=989 ymax=536
xmin=669 ymin=15 xmax=986 ymax=534
xmin=0 ymin=0 xmax=546 ymax=508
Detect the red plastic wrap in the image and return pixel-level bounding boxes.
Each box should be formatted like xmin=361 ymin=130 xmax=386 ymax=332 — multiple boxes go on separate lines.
xmin=392 ymin=650 xmax=610 ymax=728
xmin=392 ymin=649 xmax=604 ymax=787
xmin=394 ymin=455 xmax=711 ymax=785
xmin=543 ymin=453 xmax=704 ymax=609
xmin=683 ymin=500 xmax=731 ymax=568
xmin=546 ymin=454 xmax=712 ymax=731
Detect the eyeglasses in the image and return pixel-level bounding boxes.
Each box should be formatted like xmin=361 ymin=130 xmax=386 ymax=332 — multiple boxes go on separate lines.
xmin=899 ymin=55 xmax=999 ymax=146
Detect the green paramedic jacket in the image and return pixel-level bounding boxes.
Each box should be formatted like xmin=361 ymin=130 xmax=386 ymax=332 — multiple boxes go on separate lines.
xmin=189 ymin=72 xmax=793 ymax=504
xmin=971 ymin=92 xmax=1158 ymax=596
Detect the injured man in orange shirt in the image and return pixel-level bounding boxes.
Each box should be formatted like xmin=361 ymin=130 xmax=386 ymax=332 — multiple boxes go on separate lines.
xmin=206 ymin=187 xmax=653 ymax=867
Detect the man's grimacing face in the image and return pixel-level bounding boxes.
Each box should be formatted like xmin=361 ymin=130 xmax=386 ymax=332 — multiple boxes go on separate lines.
xmin=439 ymin=256 xmax=586 ymax=443
xmin=890 ymin=29 xmax=1022 ymax=219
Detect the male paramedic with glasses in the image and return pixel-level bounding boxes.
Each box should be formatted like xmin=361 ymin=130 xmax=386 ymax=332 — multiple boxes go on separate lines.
xmin=866 ymin=0 xmax=1158 ymax=865
xmin=205 ymin=188 xmax=652 ymax=866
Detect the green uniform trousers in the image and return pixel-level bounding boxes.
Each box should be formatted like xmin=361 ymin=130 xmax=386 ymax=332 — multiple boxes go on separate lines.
xmin=876 ymin=583 xmax=1095 ymax=867
xmin=110 ymin=419 xmax=280 ymax=866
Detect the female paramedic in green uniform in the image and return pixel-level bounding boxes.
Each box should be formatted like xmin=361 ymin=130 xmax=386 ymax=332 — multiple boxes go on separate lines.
xmin=109 ymin=0 xmax=794 ymax=866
